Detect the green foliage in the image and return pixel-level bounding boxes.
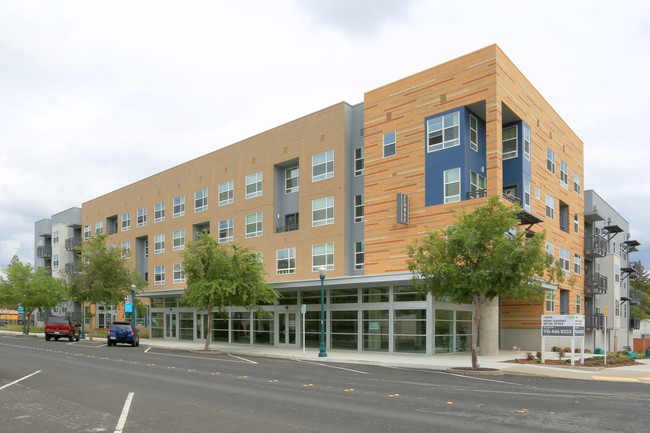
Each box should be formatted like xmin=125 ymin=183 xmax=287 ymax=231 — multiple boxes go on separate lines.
xmin=180 ymin=233 xmax=278 ymax=350
xmin=630 ymin=267 xmax=650 ymax=319
xmin=0 ymin=255 xmax=66 ymax=335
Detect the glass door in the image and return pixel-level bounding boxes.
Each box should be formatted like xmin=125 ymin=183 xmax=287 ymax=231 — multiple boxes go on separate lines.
xmin=165 ymin=312 xmax=177 ymax=339
xmin=277 ymin=311 xmax=298 ymax=347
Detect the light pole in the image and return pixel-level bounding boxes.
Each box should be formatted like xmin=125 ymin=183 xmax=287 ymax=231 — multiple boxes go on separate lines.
xmin=318 ymin=266 xmax=327 ymax=357
xmin=131 ymin=284 xmax=137 ymax=327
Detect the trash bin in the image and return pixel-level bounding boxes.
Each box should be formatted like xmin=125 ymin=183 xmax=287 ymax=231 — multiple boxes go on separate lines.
xmin=625 ymin=351 xmax=637 ymax=359
xmin=594 ymin=348 xmax=604 ymax=354
xmin=646 ymin=347 xmax=650 ymax=357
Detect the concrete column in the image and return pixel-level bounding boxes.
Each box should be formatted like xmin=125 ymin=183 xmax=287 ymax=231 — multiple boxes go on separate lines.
xmin=479 ymin=297 xmax=500 ymax=355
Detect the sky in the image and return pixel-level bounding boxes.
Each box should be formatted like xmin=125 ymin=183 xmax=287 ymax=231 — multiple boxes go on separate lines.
xmin=1 ymin=0 xmax=649 ymax=270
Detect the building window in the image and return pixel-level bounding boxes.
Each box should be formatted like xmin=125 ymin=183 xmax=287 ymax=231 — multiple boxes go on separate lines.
xmin=615 ymin=299 xmax=620 ymax=317
xmin=121 ymin=241 xmax=131 ymax=259
xmin=219 ymin=180 xmax=234 ymax=206
xmin=84 ymin=225 xmax=91 ymax=240
xmin=383 ymin=131 xmax=396 ymax=157
xmin=276 ymin=248 xmax=296 ymax=275
xmin=94 ymin=221 xmax=103 ymax=234
xmin=546 ymin=290 xmax=555 ymax=312
xmin=285 ymin=167 xmax=299 ymax=194
xmin=173 ymin=263 xmax=185 ymax=284
xmin=470 ymin=170 xmax=486 ymax=195
xmin=546 ymin=241 xmax=554 ymax=257
xmin=576 ymin=294 xmax=581 ymax=314
xmin=502 ymin=125 xmax=518 ymax=159
xmin=154 ymin=234 xmax=165 ymax=254
xmin=154 ymin=265 xmax=165 ymax=285
xmin=312 ymin=242 xmax=334 ymax=271
xmin=173 ymin=229 xmax=185 ymax=251
xmin=523 ymin=179 xmax=531 ymax=211
xmin=245 ymin=172 xmax=263 ymax=198
xmin=523 ymin=124 xmax=531 ymax=161
xmin=559 ymin=247 xmax=570 ymax=274
xmin=560 ymin=160 xmax=568 ymax=189
xmin=194 ymin=188 xmax=208 ymax=212
xmin=245 ymin=212 xmax=263 ymax=238
xmin=547 ymin=148 xmax=556 ymax=174
xmin=218 ymin=219 xmax=234 ymax=243
xmin=173 ymin=196 xmax=185 ymax=218
xmin=535 ymin=186 xmax=540 ymax=200
xmin=52 ymin=231 xmax=59 ymax=247
xmin=137 ymin=208 xmax=147 ymax=227
xmin=469 ymin=115 xmax=478 ymax=152
xmin=312 ymin=196 xmax=334 ymax=227
xmin=444 ymin=168 xmax=461 ymax=203
xmin=545 ymin=194 xmax=555 ymax=219
xmin=355 ymin=241 xmax=364 ymax=270
xmin=53 ymin=254 xmax=59 ymax=270
xmin=573 ymin=213 xmax=579 ymax=233
xmin=427 ymin=111 xmax=459 ymax=152
xmin=354 ymin=194 xmax=364 ymax=223
xmin=574 ymin=254 xmax=581 ymax=274
xmin=354 ymin=147 xmax=364 ymax=176
xmin=121 ymin=213 xmax=131 ymax=231
xmin=573 ymin=173 xmax=581 ymax=194
xmin=312 ymin=150 xmax=334 ymax=182
xmin=154 ymin=202 xmax=165 ymax=223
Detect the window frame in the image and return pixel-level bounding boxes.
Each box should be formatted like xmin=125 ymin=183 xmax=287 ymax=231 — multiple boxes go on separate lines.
xmin=443 ymin=168 xmax=461 ymax=203
xmin=312 ymin=242 xmax=334 ymax=272
xmin=573 ymin=172 xmax=581 ymax=194
xmin=194 ymin=188 xmax=208 ymax=212
xmin=547 ymin=148 xmax=556 ymax=174
xmin=173 ymin=263 xmax=185 ymax=284
xmin=354 ymin=194 xmax=364 ymax=223
xmin=154 ymin=265 xmax=165 ymax=285
xmin=154 ymin=201 xmax=165 ymax=223
xmin=469 ymin=115 xmax=478 ymax=152
xmin=173 ymin=229 xmax=185 ymax=251
xmin=383 ymin=131 xmax=396 ymax=157
xmin=154 ymin=233 xmax=165 ymax=254
xmin=121 ymin=241 xmax=131 ymax=259
xmin=245 ymin=172 xmax=263 ymax=199
xmin=545 ymin=194 xmax=555 ymax=220
xmin=560 ymin=160 xmax=569 ymax=188
xmin=523 ymin=124 xmax=531 ymax=161
xmin=218 ymin=218 xmax=234 ymax=243
xmin=312 ymin=150 xmax=334 ymax=182
xmin=426 ymin=111 xmax=460 ymax=152
xmin=546 ymin=290 xmax=555 ymax=312
xmin=245 ymin=212 xmax=263 ymax=239
xmin=137 ymin=208 xmax=147 ymax=227
xmin=285 ymin=167 xmax=299 ymax=194
xmin=354 ymin=147 xmax=364 ymax=176
xmin=312 ymin=196 xmax=334 ymax=227
xmin=276 ymin=247 xmax=296 ymax=275
xmin=355 ymin=241 xmax=364 ymax=270
xmin=121 ymin=213 xmax=131 ymax=231
xmin=173 ymin=196 xmax=185 ymax=218
xmin=219 ymin=180 xmax=234 ymax=206
xmin=502 ymin=125 xmax=518 ymax=160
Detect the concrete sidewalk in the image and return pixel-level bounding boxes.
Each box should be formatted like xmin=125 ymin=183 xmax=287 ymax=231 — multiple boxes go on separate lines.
xmin=4 ymin=330 xmax=650 ymax=383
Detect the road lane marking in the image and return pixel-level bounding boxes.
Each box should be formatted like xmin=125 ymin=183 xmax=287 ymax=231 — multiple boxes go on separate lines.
xmin=228 ymin=354 xmax=258 ymax=364
xmin=146 ymin=351 xmax=251 ymax=363
xmin=0 ymin=370 xmax=42 ymax=391
xmin=297 ymin=360 xmax=369 ymax=374
xmin=114 ymin=392 xmax=134 ymax=433
xmin=144 ymin=347 xmax=151 ymax=353
xmin=594 ymin=376 xmax=639 ymax=382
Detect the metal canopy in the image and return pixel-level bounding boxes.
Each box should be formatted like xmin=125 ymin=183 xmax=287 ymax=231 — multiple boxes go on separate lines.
xmin=516 ymin=210 xmax=544 ymax=231
xmin=603 ymin=224 xmax=623 ymax=241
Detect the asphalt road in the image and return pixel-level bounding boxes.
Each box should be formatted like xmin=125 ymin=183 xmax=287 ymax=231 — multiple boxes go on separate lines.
xmin=2 ymin=334 xmax=650 ymax=433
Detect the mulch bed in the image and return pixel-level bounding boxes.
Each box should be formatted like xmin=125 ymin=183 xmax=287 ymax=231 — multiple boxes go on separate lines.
xmin=505 ymin=357 xmax=643 ymax=368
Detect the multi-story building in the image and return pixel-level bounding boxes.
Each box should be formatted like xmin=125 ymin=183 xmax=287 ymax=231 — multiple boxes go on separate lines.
xmin=44 ymin=45 xmax=590 ymax=355
xmin=34 ymin=207 xmax=83 ymax=320
xmin=583 ymin=190 xmax=641 ymax=352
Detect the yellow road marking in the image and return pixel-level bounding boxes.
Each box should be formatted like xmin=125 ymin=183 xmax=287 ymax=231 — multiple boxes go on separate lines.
xmin=594 ymin=376 xmax=638 ymax=382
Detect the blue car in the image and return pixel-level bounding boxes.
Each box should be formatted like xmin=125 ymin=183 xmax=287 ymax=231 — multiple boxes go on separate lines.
xmin=107 ymin=321 xmax=140 ymax=347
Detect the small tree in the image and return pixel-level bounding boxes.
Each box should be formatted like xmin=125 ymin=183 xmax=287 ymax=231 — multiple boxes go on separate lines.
xmin=407 ymin=197 xmax=562 ymax=370
xmin=180 ymin=233 xmax=279 ymax=351
xmin=0 ymin=255 xmax=66 ymax=334
xmin=68 ymin=234 xmax=142 ymax=341
xmin=630 ymin=266 xmax=649 ymax=320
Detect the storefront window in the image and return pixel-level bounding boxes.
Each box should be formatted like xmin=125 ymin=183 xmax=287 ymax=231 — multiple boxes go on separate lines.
xmin=179 ymin=312 xmax=194 ymax=341
xmin=435 ymin=309 xmax=453 ymax=354
xmin=394 ymin=309 xmax=426 ymax=353
xmin=278 ymin=291 xmax=297 ymax=305
xmin=362 ymin=310 xmax=388 ymax=351
xmin=362 ymin=287 xmax=389 ymax=303
xmin=394 ymin=286 xmax=426 ymax=302
xmin=304 ymin=311 xmax=325 ymax=348
xmin=211 ymin=312 xmax=229 ymax=342
xmin=253 ymin=311 xmax=274 ymax=345
xmin=330 ymin=289 xmax=358 ymax=304
xmin=231 ymin=312 xmax=251 ymax=344
xmin=301 ymin=290 xmax=327 ymax=305
xmin=151 ymin=312 xmax=163 ymax=338
xmin=331 ymin=310 xmax=358 ymax=349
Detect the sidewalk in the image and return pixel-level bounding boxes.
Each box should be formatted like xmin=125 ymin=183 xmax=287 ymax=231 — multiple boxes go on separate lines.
xmin=4 ymin=330 xmax=649 ymax=382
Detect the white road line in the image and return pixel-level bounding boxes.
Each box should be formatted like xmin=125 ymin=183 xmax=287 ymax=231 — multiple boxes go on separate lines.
xmin=0 ymin=370 xmax=42 ymax=391
xmin=144 ymin=347 xmax=151 ymax=353
xmin=146 ymin=351 xmax=250 ymax=363
xmin=228 ymin=354 xmax=258 ymax=364
xmin=114 ymin=392 xmax=134 ymax=433
xmin=439 ymin=371 xmax=523 ymax=385
xmin=297 ymin=360 xmax=369 ymax=374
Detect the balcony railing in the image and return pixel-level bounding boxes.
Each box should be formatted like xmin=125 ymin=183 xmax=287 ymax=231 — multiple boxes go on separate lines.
xmin=275 ymin=224 xmax=299 ymax=233
xmin=585 ymin=313 xmax=605 ymax=329
xmin=585 ymin=235 xmax=607 ymax=258
xmin=630 ymin=289 xmax=642 ymax=306
xmin=36 ymin=245 xmax=52 ymax=259
xmin=630 ymin=317 xmax=641 ymax=330
xmin=64 ymin=262 xmax=78 ymax=274
xmin=631 ymin=261 xmax=644 ymax=276
xmin=502 ymin=192 xmax=520 ymax=203
xmin=467 ymin=189 xmax=488 ymax=200
xmin=65 ymin=237 xmax=81 ymax=251
xmin=585 ymin=272 xmax=608 ymax=295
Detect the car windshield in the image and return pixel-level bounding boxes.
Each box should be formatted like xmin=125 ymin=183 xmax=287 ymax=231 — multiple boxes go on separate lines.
xmin=111 ymin=323 xmax=132 ymax=329
xmin=47 ymin=317 xmax=68 ymax=325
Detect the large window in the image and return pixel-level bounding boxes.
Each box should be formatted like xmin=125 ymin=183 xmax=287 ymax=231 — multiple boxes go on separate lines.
xmin=173 ymin=263 xmax=185 ymax=284
xmin=546 ymin=290 xmax=555 ymax=312
xmin=443 ymin=168 xmax=461 ymax=203
xmin=173 ymin=195 xmax=185 ymax=218
xmin=219 ymin=180 xmax=234 ymax=205
xmin=312 ymin=196 xmax=334 ymax=227
xmin=245 ymin=212 xmax=263 ymax=238
xmin=573 ymin=172 xmax=581 ymax=194
xmin=96 ymin=221 xmax=104 ymax=234
xmin=355 ymin=241 xmax=364 ymax=270
xmin=312 ymin=150 xmax=334 ymax=182
xmin=154 ymin=202 xmax=165 ymax=223
xmin=121 ymin=213 xmax=131 ymax=231
xmin=84 ymin=225 xmax=91 ymax=240
xmin=523 ymin=124 xmax=531 ymax=160
xmin=194 ymin=188 xmax=208 ymax=212
xmin=173 ymin=229 xmax=185 ymax=251
xmin=560 ymin=160 xmax=569 ymax=188
xmin=154 ymin=234 xmax=165 ymax=254
xmin=363 ymin=310 xmax=388 ymax=352
xmin=245 ymin=172 xmax=263 ymax=198
xmin=285 ymin=167 xmax=299 ymax=194
xmin=427 ymin=111 xmax=459 ymax=152
xmin=154 ymin=265 xmax=165 ymax=285
xmin=137 ymin=208 xmax=147 ymax=227
xmin=545 ymin=194 xmax=555 ymax=219
xmin=354 ymin=147 xmax=364 ymax=176
xmin=312 ymin=242 xmax=334 ymax=271
xmin=559 ymin=247 xmax=570 ymax=274
xmin=218 ymin=219 xmax=234 ymax=243
xmin=121 ymin=241 xmax=131 ymax=259
xmin=469 ymin=115 xmax=478 ymax=152
xmin=354 ymin=194 xmax=364 ymax=223
xmin=574 ymin=254 xmax=581 ymax=274
xmin=331 ymin=310 xmax=358 ymax=350
xmin=470 ymin=170 xmax=486 ymax=195
xmin=523 ymin=178 xmax=531 ymax=211
xmin=383 ymin=131 xmax=396 ymax=157
xmin=276 ymin=248 xmax=296 ymax=275
xmin=547 ymin=148 xmax=556 ymax=174
xmin=502 ymin=125 xmax=517 ymax=159
xmin=394 ymin=309 xmax=426 ymax=353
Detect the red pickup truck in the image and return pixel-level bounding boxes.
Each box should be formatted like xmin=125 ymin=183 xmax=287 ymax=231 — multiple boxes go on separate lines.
xmin=44 ymin=316 xmax=81 ymax=342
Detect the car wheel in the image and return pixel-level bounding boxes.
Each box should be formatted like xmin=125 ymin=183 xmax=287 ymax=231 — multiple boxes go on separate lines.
xmin=45 ymin=335 xmax=51 ymax=341
xmin=136 ymin=339 xmax=139 ymax=347
xmin=75 ymin=336 xmax=80 ymax=342
xmin=131 ymin=339 xmax=136 ymax=347
xmin=54 ymin=336 xmax=60 ymax=341
xmin=68 ymin=335 xmax=74 ymax=342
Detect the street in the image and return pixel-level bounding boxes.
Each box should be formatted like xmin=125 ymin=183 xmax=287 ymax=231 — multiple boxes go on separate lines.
xmin=1 ymin=334 xmax=650 ymax=432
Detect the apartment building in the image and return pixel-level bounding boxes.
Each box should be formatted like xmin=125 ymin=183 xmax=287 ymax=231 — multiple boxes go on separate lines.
xmin=583 ymin=190 xmax=642 ymax=352
xmin=44 ymin=45 xmax=589 ymax=355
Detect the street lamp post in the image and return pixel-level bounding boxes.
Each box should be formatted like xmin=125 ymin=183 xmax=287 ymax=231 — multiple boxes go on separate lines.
xmin=318 ymin=266 xmax=327 ymax=357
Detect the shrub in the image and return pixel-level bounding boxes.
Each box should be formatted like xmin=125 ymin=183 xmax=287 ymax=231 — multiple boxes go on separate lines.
xmin=526 ymin=352 xmax=535 ymax=361
xmin=536 ymin=351 xmax=542 ymax=360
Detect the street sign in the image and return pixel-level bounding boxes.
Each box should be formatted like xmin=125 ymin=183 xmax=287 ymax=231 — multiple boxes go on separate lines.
xmin=125 ymin=303 xmax=133 ymax=313
xmin=18 ymin=307 xmax=24 ymax=314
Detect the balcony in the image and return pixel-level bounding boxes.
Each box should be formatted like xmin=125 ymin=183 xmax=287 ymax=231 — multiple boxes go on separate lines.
xmin=65 ymin=237 xmax=81 ymax=251
xmin=630 ymin=317 xmax=641 ymax=330
xmin=467 ymin=189 xmax=488 ymax=200
xmin=630 ymin=289 xmax=642 ymax=306
xmin=584 ymin=235 xmax=607 ymax=258
xmin=36 ymin=245 xmax=52 ymax=259
xmin=64 ymin=262 xmax=78 ymax=274
xmin=631 ymin=261 xmax=644 ymax=276
xmin=275 ymin=223 xmax=299 ymax=233
xmin=586 ymin=313 xmax=605 ymax=329
xmin=584 ymin=272 xmax=608 ymax=295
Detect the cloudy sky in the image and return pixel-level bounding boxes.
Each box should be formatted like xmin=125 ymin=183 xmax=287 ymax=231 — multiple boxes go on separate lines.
xmin=1 ymin=0 xmax=649 ymax=269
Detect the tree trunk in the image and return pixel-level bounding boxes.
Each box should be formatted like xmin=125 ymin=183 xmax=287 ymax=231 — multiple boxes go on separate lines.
xmin=204 ymin=303 xmax=213 ymax=352
xmin=25 ymin=310 xmax=33 ymax=335
xmin=88 ymin=298 xmax=94 ymax=342
xmin=471 ymin=295 xmax=481 ymax=370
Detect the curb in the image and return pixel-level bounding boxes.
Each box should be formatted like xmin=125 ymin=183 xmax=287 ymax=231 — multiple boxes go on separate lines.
xmin=446 ymin=367 xmax=504 ymax=376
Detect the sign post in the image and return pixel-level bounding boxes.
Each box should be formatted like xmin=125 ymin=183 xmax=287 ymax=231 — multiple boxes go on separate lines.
xmin=18 ymin=307 xmax=25 ymax=334
xmin=541 ymin=315 xmax=585 ymax=365
xmin=301 ymin=304 xmax=306 ymax=356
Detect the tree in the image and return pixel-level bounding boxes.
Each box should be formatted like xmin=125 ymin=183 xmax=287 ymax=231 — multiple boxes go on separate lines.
xmin=68 ymin=234 xmax=143 ymax=341
xmin=180 ymin=233 xmax=279 ymax=351
xmin=407 ymin=197 xmax=562 ymax=370
xmin=631 ymin=265 xmax=650 ymax=320
xmin=0 ymin=255 xmax=66 ymax=334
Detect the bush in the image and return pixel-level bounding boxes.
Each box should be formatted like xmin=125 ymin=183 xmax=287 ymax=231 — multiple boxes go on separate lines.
xmin=526 ymin=352 xmax=535 ymax=360
xmin=536 ymin=351 xmax=542 ymax=360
